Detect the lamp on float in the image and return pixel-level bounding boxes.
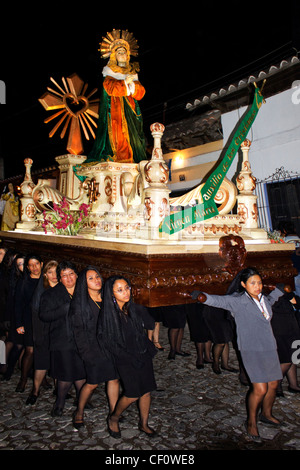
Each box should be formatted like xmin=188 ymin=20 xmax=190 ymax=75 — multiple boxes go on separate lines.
xmin=171 ymin=150 xmax=184 ymax=168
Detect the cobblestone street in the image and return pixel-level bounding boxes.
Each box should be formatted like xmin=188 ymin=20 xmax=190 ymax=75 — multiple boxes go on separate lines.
xmin=1 ymin=326 xmax=300 ymax=455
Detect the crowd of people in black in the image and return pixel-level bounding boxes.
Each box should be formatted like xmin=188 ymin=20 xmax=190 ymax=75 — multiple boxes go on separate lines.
xmin=0 ymin=240 xmax=300 ymax=443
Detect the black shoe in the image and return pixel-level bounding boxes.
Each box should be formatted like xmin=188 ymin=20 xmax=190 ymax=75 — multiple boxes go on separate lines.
xmin=212 ymin=365 xmax=221 ymax=375
xmin=196 ymin=363 xmax=204 ymax=369
xmin=73 ymin=411 xmax=84 ymax=429
xmin=0 ymin=373 xmax=11 ymax=381
xmin=259 ymin=414 xmax=285 ymax=427
xmin=221 ymin=366 xmax=239 ymax=373
xmin=107 ymin=415 xmax=121 ymax=439
xmin=138 ymin=423 xmax=157 ymax=437
xmin=244 ymin=421 xmax=262 ymax=443
xmin=175 ymin=351 xmax=191 ymax=357
xmin=168 ymin=351 xmax=176 ymax=360
xmin=15 ymin=381 xmax=26 ymax=393
xmin=51 ymin=406 xmax=63 ymax=417
xmin=26 ymin=394 xmax=38 ymax=405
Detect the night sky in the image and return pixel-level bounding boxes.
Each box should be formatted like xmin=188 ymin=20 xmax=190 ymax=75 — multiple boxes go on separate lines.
xmin=0 ymin=2 xmax=297 ymax=179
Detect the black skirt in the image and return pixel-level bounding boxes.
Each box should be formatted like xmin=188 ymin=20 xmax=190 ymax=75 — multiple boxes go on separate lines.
xmin=202 ymin=305 xmax=234 ymax=343
xmin=84 ymin=354 xmax=118 ymax=385
xmin=34 ymin=342 xmax=50 ymax=370
xmin=187 ymin=303 xmax=211 ymax=343
xmin=162 ymin=305 xmax=187 ymax=329
xmin=50 ymin=349 xmax=86 ymax=381
xmin=114 ymin=313 xmax=157 ymax=398
xmin=116 ymin=353 xmax=156 ymax=398
xmin=148 ymin=307 xmax=163 ymax=323
xmin=275 ymin=335 xmax=298 ymax=363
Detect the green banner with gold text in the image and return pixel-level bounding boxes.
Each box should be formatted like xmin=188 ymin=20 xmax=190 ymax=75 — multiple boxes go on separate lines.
xmin=159 ymin=85 xmax=264 ymax=235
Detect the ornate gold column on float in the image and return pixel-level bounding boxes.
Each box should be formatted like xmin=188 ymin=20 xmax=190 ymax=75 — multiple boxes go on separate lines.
xmin=15 ymin=158 xmax=37 ymax=231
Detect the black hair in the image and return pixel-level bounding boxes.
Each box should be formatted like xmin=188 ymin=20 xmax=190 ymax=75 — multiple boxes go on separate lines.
xmin=240 ymin=267 xmax=261 ymax=287
xmin=56 ymin=260 xmax=78 ymax=281
xmin=97 ymin=275 xmax=147 ymax=357
xmin=7 ymin=253 xmax=26 ymax=293
xmin=24 ymin=253 xmax=43 ymax=276
xmin=227 ymin=267 xmax=261 ymax=294
xmin=69 ymin=265 xmax=104 ymax=326
xmin=1 ymin=248 xmax=17 ymax=271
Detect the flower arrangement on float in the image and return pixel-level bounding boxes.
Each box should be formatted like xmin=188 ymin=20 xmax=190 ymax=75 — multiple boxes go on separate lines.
xmin=42 ymin=197 xmax=90 ymax=236
xmin=266 ymin=229 xmax=285 ymax=243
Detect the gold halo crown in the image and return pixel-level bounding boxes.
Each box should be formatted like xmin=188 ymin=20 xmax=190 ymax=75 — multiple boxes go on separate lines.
xmin=99 ymin=29 xmax=139 ymax=59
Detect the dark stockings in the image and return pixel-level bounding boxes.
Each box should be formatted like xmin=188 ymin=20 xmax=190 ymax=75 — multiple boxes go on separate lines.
xmin=212 ymin=343 xmax=237 ymax=374
xmin=109 ymin=392 xmax=154 ymax=435
xmin=287 ymin=364 xmax=300 ymax=390
xmin=74 ymin=379 xmax=120 ymax=423
xmin=195 ymin=341 xmax=212 ymax=366
xmin=278 ymin=362 xmax=300 ymax=393
xmin=3 ymin=343 xmax=23 ymax=379
xmin=55 ymin=379 xmax=85 ymax=410
xmin=168 ymin=328 xmax=184 ymax=353
xmin=212 ymin=343 xmax=225 ymax=373
xmin=18 ymin=346 xmax=33 ymax=388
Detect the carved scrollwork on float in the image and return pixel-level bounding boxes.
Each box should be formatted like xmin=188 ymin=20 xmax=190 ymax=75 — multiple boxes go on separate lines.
xmin=215 ymin=178 xmax=237 ymax=214
xmin=85 ymin=177 xmax=100 ymax=204
xmin=144 ymin=196 xmax=155 ymax=220
xmin=144 ymin=160 xmax=169 ymax=185
xmin=218 ymin=234 xmax=247 ymax=274
xmin=32 ymin=180 xmax=72 ymax=212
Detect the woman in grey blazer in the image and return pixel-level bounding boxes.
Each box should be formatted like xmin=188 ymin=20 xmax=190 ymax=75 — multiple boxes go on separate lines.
xmin=191 ymin=267 xmax=285 ymax=443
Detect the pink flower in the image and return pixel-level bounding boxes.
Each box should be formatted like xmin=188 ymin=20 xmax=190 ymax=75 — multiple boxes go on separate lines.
xmin=79 ymin=203 xmax=90 ymax=217
xmin=43 ymin=198 xmax=89 ymax=235
xmin=60 ymin=197 xmax=70 ymax=210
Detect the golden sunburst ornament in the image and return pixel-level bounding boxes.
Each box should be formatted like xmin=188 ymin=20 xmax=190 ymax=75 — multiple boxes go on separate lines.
xmin=39 ymin=73 xmax=99 ymax=155
xmin=99 ymin=29 xmax=139 ymax=59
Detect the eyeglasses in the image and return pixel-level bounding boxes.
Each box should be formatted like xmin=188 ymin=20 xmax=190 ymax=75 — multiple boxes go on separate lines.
xmin=113 ymin=285 xmax=131 ymax=294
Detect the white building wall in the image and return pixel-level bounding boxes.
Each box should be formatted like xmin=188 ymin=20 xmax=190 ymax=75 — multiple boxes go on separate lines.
xmin=164 ymin=86 xmax=300 ymax=195
xmin=221 ymin=86 xmax=300 ymax=182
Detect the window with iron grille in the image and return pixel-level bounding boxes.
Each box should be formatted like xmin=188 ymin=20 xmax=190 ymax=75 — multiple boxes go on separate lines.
xmin=255 ymin=167 xmax=300 ymax=235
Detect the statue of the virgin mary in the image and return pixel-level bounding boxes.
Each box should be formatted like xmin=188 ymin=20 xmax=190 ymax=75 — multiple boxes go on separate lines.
xmin=87 ymin=29 xmax=147 ymax=164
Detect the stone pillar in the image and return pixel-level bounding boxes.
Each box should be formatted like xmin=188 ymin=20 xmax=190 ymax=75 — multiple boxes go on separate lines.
xmin=15 ymin=158 xmax=37 ymax=231
xmin=143 ymin=123 xmax=170 ymax=237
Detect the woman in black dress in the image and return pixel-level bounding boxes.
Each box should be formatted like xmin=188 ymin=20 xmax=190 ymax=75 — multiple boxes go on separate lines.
xmin=69 ymin=266 xmax=119 ymax=429
xmin=26 ymin=260 xmax=58 ymax=405
xmin=271 ymin=285 xmax=300 ymax=395
xmin=201 ymin=304 xmax=237 ymax=374
xmin=39 ymin=261 xmax=86 ymax=417
xmin=1 ymin=252 xmax=25 ymax=379
xmin=161 ymin=304 xmax=191 ymax=360
xmin=98 ymin=275 xmax=157 ymax=438
xmin=14 ymin=253 xmax=43 ymax=392
xmin=186 ymin=302 xmax=212 ymax=369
